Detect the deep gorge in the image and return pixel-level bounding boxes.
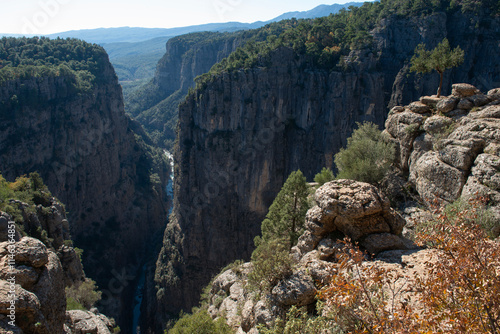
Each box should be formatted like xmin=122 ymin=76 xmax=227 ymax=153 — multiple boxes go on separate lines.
xmin=0 ymin=2 xmax=499 ymax=333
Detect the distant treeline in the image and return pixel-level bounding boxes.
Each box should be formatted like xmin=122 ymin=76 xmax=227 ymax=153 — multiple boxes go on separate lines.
xmin=0 ymin=36 xmax=109 ymax=91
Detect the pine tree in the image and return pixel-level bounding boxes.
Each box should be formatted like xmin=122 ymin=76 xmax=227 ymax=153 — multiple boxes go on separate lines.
xmin=259 ymin=170 xmax=310 ymax=249
xmin=410 ymin=38 xmax=465 ymax=97
xmin=249 ymin=170 xmax=310 ymax=292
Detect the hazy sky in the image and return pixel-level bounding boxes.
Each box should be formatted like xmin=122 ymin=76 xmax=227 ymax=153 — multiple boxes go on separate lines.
xmin=1 ymin=0 xmax=363 ymax=35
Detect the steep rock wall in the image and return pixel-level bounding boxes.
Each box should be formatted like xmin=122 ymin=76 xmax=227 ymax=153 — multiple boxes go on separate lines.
xmin=126 ymin=32 xmax=245 ymax=147
xmin=0 ymin=57 xmax=169 ymax=328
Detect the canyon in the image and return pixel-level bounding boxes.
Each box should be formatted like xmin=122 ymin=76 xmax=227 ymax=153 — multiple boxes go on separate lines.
xmin=0 ymin=1 xmax=499 ymax=333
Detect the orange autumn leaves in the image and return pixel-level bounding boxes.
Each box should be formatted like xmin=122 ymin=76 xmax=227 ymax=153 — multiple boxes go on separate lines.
xmin=319 ymin=197 xmax=500 ymax=333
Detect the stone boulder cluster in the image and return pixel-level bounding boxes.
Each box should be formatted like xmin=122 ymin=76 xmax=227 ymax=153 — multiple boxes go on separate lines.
xmin=0 ymin=201 xmax=116 ymax=334
xmin=383 ymin=83 xmax=500 ymax=226
xmin=205 ymin=179 xmax=413 ymax=333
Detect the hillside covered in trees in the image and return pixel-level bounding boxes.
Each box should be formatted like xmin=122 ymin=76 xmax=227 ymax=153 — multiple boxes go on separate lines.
xmin=0 ymin=37 xmax=110 ymax=93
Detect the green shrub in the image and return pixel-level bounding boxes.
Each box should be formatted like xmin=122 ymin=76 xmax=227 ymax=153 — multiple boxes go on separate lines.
xmin=65 ymin=278 xmax=102 ymax=310
xmin=248 ymin=237 xmax=293 ymax=293
xmin=314 ymin=167 xmax=335 ymax=186
xmin=334 ymin=122 xmax=395 ymax=184
xmin=167 ymin=309 xmax=232 ymax=334
xmin=0 ymin=172 xmax=55 ymax=226
xmin=66 ymin=297 xmax=86 ymax=311
xmin=416 ymin=196 xmax=499 ymax=241
xmin=258 ymin=305 xmax=339 ymax=334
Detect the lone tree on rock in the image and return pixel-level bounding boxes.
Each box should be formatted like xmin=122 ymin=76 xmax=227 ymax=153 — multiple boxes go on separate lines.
xmin=410 ymin=38 xmax=464 ymax=97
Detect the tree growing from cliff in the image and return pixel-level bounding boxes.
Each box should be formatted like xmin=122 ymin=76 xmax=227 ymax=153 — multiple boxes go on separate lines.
xmin=334 ymin=122 xmax=394 ymax=185
xmin=410 ymin=38 xmax=465 ymax=97
xmin=259 ymin=170 xmax=310 ymax=248
xmin=249 ymin=170 xmax=310 ymax=292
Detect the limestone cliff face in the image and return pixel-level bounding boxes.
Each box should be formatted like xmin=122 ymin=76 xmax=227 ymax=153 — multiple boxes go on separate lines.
xmin=150 ymin=10 xmax=500 ymax=330
xmin=126 ymin=32 xmax=245 ymax=147
xmin=0 ymin=55 xmax=169 ymax=326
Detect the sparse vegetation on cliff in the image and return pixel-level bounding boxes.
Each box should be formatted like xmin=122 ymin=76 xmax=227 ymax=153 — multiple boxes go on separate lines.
xmin=314 ymin=167 xmax=335 ymax=186
xmin=334 ymin=122 xmax=395 ymax=184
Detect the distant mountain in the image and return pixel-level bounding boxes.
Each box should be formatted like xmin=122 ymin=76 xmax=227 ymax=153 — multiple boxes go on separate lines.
xmin=271 ymin=2 xmax=362 ymax=21
xmin=45 ymin=23 xmax=260 ymax=44
xmin=0 ymin=2 xmax=365 ymax=90
xmin=41 ymin=2 xmax=364 ymax=45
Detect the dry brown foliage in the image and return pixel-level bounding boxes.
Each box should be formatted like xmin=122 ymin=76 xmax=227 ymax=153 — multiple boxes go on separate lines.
xmin=319 ymin=197 xmax=500 ymax=333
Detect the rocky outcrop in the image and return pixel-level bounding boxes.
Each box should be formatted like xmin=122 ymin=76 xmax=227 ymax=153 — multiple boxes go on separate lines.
xmin=0 ymin=198 xmax=84 ymax=288
xmin=0 ymin=234 xmax=116 ymax=334
xmin=384 ymin=84 xmax=500 ymax=222
xmin=0 ymin=236 xmax=65 ymax=334
xmin=204 ymin=180 xmax=412 ymax=333
xmin=0 ymin=47 xmax=169 ymax=328
xmin=0 ymin=202 xmax=116 ymax=334
xmin=151 ymin=10 xmax=500 ymax=328
xmin=65 ymin=309 xmax=117 ymax=334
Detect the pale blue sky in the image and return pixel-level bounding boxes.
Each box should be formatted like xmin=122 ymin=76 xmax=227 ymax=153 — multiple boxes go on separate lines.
xmin=2 ymin=0 xmax=363 ymax=35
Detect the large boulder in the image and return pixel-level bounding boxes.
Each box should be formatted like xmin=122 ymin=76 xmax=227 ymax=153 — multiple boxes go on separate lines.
xmin=0 ymin=237 xmax=65 ymax=334
xmin=294 ymin=180 xmax=407 ymax=257
xmin=452 ymin=83 xmax=481 ymax=97
xmin=410 ymin=151 xmax=466 ymax=205
xmin=65 ymin=309 xmax=116 ymax=334
xmin=272 ymin=271 xmax=316 ymax=307
xmin=313 ymin=179 xmax=405 ymax=241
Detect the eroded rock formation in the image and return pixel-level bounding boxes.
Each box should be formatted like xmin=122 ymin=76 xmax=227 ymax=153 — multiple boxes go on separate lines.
xmin=384 ymin=83 xmax=500 ymax=225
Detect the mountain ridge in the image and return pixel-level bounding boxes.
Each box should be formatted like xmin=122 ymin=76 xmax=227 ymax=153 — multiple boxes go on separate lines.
xmin=1 ymin=3 xmax=365 ymax=44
